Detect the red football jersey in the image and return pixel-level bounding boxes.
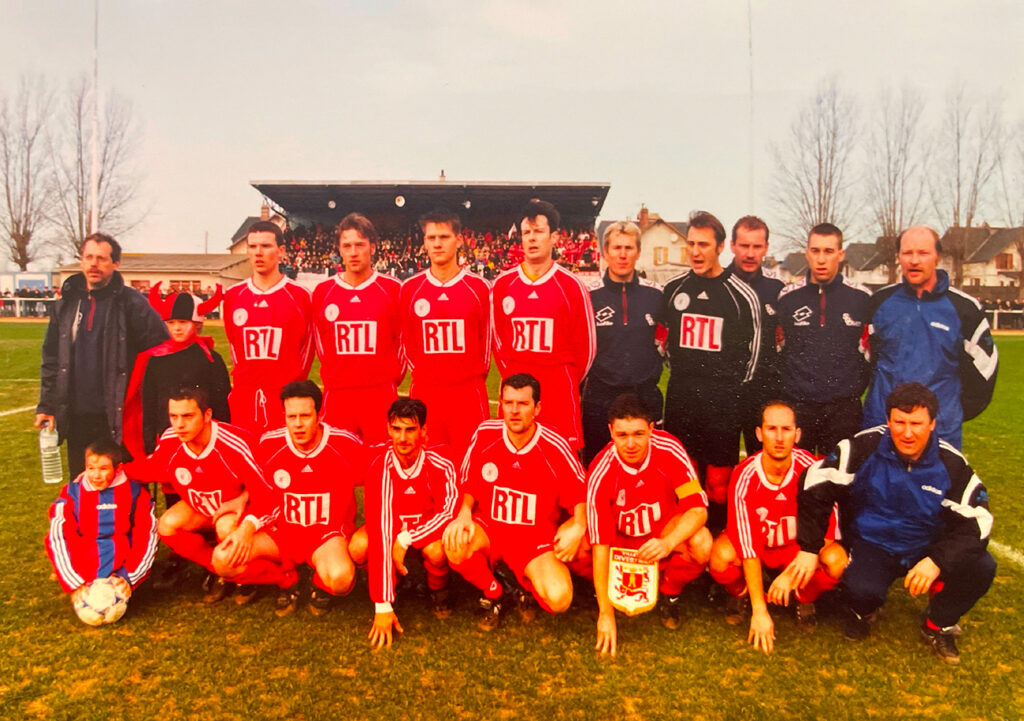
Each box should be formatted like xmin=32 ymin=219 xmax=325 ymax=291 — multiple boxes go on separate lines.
xmin=490 ymin=264 xmax=596 ymax=384
xmin=727 ymin=448 xmax=818 ymax=559
xmin=364 ymin=445 xmax=459 ymax=604
xmin=586 ymin=430 xmax=706 ymax=546
xmin=149 ymin=421 xmax=265 ymax=520
xmin=400 ymin=268 xmax=491 ymax=385
xmin=254 ymin=424 xmax=366 ymax=539
xmin=460 ymin=420 xmax=585 ymax=536
xmin=313 ymin=272 xmax=403 ymax=389
xmin=223 ymin=277 xmax=314 ymax=389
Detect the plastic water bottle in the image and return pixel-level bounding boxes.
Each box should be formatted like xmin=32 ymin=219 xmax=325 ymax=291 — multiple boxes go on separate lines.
xmin=39 ymin=422 xmax=63 ymax=484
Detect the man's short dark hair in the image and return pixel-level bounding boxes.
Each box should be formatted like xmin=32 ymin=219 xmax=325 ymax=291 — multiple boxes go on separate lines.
xmin=388 ymin=397 xmax=427 ymax=426
xmin=688 ymin=211 xmax=726 ymax=246
xmin=84 ymin=438 xmax=123 ymax=467
xmin=760 ymin=399 xmax=797 ymax=425
xmin=808 ymin=223 xmax=845 ymax=248
xmin=519 ymin=199 xmax=560 ymax=232
xmin=82 ymin=233 xmax=122 ymax=263
xmin=885 ymin=382 xmax=939 ymax=421
xmin=500 ymin=373 xmax=541 ymax=403
xmin=607 ymin=393 xmax=654 ymax=425
xmin=168 ymin=386 xmax=211 ymax=413
xmin=418 ymin=209 xmax=462 ymax=235
xmin=248 ymin=220 xmax=285 ymax=246
xmin=280 ymin=380 xmax=323 ymax=413
xmin=731 ymin=215 xmax=770 ymax=244
xmin=338 ymin=212 xmax=379 ymax=245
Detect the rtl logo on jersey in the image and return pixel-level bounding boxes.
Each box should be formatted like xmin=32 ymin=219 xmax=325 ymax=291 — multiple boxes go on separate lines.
xmin=491 ymin=485 xmax=537 ymax=525
xmin=334 ymin=321 xmax=377 ymax=355
xmin=187 ymin=489 xmax=223 ymax=518
xmin=242 ymin=327 xmax=283 ymax=360
xmin=617 ymin=501 xmax=662 ymax=537
xmin=283 ymin=492 xmax=330 ymax=527
xmin=511 ymin=317 xmax=554 ymax=353
xmin=761 ymin=514 xmax=797 ymax=548
xmin=678 ymin=314 xmax=723 ymax=352
xmin=422 ymin=318 xmax=466 ymax=354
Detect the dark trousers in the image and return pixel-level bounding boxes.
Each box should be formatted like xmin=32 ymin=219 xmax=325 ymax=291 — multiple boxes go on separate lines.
xmin=788 ymin=395 xmax=863 ymax=456
xmin=842 ymin=536 xmax=996 ymax=627
xmin=65 ymin=412 xmax=112 ymax=478
xmin=581 ymin=377 xmax=663 ymax=466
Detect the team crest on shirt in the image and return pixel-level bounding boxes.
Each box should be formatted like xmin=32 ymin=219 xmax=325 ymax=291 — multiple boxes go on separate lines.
xmin=673 ymin=293 xmax=690 ymax=311
xmin=502 ymin=296 xmax=515 ymax=314
xmin=414 ymin=299 xmax=431 ymax=317
xmin=175 ymin=467 xmax=192 ymax=486
xmin=232 ymin=309 xmax=248 ymax=326
xmin=482 ymin=462 xmax=499 ymax=483
xmin=595 ymin=305 xmax=615 ymax=326
xmin=274 ymin=469 xmax=291 ymax=489
xmin=324 ymin=304 xmax=339 ymax=322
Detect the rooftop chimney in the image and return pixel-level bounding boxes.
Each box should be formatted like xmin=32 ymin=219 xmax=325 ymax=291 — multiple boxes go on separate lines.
xmin=260 ymin=203 xmax=270 ymax=221
xmin=638 ymin=204 xmax=650 ymax=231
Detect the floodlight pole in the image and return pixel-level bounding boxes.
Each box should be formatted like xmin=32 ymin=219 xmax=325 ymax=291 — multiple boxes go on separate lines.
xmin=89 ymin=0 xmax=100 ymax=235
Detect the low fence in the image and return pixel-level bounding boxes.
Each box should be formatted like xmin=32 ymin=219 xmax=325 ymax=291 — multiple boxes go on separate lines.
xmin=987 ymin=310 xmax=1024 ymax=330
xmin=0 ymin=298 xmax=55 ymax=318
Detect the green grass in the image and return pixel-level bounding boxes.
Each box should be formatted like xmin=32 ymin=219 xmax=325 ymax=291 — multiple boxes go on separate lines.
xmin=1 ymin=321 xmax=1022 ymax=720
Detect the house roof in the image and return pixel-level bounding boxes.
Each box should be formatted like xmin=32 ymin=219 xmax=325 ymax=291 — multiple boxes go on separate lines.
xmin=844 ymin=242 xmax=886 ymax=271
xmin=966 ymin=227 xmax=1023 ymax=263
xmin=58 ymin=254 xmax=250 ymax=275
xmin=230 ymin=216 xmax=262 ymax=246
xmin=782 ymin=252 xmax=808 ymax=276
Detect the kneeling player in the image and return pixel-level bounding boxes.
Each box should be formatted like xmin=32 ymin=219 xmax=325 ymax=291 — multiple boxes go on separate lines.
xmin=708 ymin=401 xmax=846 ymax=654
xmin=152 ymin=387 xmax=287 ymax=602
xmin=361 ymin=398 xmax=459 ymax=649
xmin=443 ymin=373 xmax=589 ymax=630
xmin=242 ymin=381 xmax=366 ymax=616
xmin=588 ymin=394 xmax=712 ymax=655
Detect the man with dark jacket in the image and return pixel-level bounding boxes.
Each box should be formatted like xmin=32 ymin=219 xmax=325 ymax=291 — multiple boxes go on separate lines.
xmin=35 ymin=234 xmax=168 ymax=477
xmin=790 ymin=382 xmax=995 ymax=664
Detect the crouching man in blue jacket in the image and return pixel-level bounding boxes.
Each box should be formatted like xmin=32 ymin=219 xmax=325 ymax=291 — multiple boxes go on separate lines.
xmin=787 ymin=382 xmax=995 ymax=664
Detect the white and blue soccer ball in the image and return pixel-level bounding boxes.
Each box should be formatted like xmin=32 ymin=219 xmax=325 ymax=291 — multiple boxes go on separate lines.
xmin=73 ymin=578 xmax=129 ymax=626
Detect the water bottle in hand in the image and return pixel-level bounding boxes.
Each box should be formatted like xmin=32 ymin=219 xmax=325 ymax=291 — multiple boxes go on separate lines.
xmin=39 ymin=422 xmax=63 ymax=484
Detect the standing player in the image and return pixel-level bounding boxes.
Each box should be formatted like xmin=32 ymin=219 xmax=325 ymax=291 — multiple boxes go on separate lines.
xmin=150 ymin=387 xmax=293 ymax=602
xmin=443 ymin=374 xmax=589 ymax=630
xmin=313 ymin=212 xmax=403 ymax=444
xmin=727 ymin=216 xmax=783 ymax=454
xmin=660 ymin=211 xmax=761 ymax=530
xmin=223 ymin=220 xmax=314 ymax=436
xmin=246 ymin=381 xmax=366 ymax=617
xmin=581 ymin=221 xmax=665 ymax=465
xmin=400 ymin=210 xmax=491 ymax=457
xmin=774 ymin=224 xmax=872 ymax=455
xmin=362 ymin=398 xmax=459 ymax=649
xmin=588 ymin=394 xmax=711 ymax=655
xmin=708 ymin=401 xmax=847 ymax=654
xmin=491 ymin=200 xmax=596 ymax=450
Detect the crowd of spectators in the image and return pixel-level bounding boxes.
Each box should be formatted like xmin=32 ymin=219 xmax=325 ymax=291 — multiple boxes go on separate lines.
xmin=0 ymin=287 xmax=59 ymax=317
xmin=982 ymin=297 xmax=1024 ymax=329
xmin=278 ymin=223 xmax=600 ymax=281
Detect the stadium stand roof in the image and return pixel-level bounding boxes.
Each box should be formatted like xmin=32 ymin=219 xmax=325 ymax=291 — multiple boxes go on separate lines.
xmin=58 ymin=254 xmax=251 ymax=280
xmin=250 ymin=179 xmax=611 ymax=232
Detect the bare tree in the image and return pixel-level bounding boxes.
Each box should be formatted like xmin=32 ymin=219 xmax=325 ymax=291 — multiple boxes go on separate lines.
xmin=929 ymin=85 xmax=1003 ymax=288
xmin=997 ymin=117 xmax=1024 ymax=299
xmin=50 ymin=77 xmax=144 ymax=260
xmin=770 ymin=77 xmax=859 ymax=247
xmin=865 ymin=85 xmax=926 ymax=284
xmin=0 ymin=77 xmax=54 ymax=271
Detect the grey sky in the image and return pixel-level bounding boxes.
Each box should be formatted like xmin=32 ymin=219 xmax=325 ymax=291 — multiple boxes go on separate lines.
xmin=2 ymin=0 xmax=1021 ymax=262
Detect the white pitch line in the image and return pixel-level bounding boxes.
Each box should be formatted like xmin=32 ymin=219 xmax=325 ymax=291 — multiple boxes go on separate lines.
xmin=990 ymin=540 xmax=1024 ymax=570
xmin=0 ymin=404 xmax=35 ymax=417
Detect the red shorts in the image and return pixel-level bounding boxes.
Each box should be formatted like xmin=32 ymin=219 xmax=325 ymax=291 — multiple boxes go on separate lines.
xmin=758 ymin=543 xmax=801 ymax=570
xmin=527 ymin=365 xmax=583 ymax=449
xmin=321 ymin=383 xmax=397 ymax=445
xmin=228 ymin=384 xmax=285 ymax=437
xmin=267 ymin=524 xmax=346 ymax=567
xmin=409 ymin=377 xmax=490 ymax=458
xmin=476 ymin=515 xmax=554 ymax=586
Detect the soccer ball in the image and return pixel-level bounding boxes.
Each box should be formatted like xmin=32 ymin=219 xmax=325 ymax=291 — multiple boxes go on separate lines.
xmin=73 ymin=578 xmax=129 ymax=626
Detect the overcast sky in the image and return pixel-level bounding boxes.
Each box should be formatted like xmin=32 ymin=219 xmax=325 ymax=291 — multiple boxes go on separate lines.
xmin=1 ymin=0 xmax=1021 ymax=266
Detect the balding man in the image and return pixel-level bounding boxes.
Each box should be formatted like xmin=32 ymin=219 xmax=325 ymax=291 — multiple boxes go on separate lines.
xmin=862 ymin=226 xmax=998 ymax=448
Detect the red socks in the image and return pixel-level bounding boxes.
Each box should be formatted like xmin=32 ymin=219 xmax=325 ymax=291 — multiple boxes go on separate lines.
xmin=160 ymin=530 xmax=214 ymax=572
xmin=451 ymin=552 xmax=501 ymax=599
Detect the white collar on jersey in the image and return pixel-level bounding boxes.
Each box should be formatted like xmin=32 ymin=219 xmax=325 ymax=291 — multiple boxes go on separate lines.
xmin=334 ymin=270 xmax=380 ymax=291
xmin=183 ymin=420 xmax=221 ymax=460
xmin=614 ymin=444 xmax=652 ymax=475
xmin=285 ymin=422 xmax=331 ymax=458
xmin=515 ymin=262 xmax=559 ymax=286
xmin=390 ymin=446 xmax=426 ymax=478
xmin=245 ymin=275 xmax=290 ymax=295
xmin=752 ymin=451 xmax=796 ymax=491
xmin=425 ymin=267 xmax=468 ymax=287
xmin=81 ymin=468 xmax=129 ymax=492
xmin=502 ymin=422 xmax=543 ymax=455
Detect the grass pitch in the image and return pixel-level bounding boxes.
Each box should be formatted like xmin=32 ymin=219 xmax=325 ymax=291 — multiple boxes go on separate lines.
xmin=0 ymin=322 xmax=1021 ymax=720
